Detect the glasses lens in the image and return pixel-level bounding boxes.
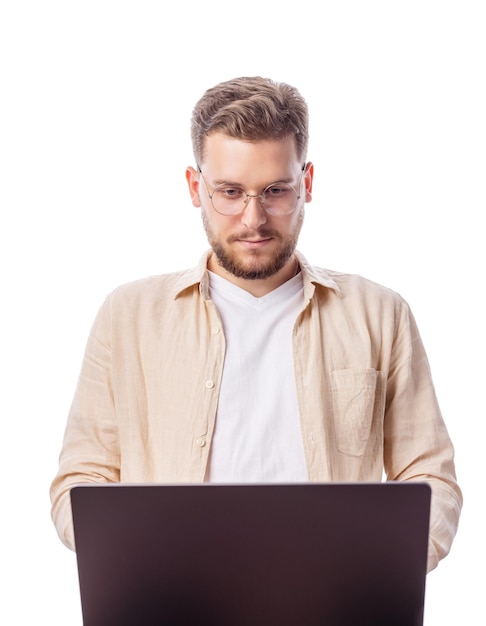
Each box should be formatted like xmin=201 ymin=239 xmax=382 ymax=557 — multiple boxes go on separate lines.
xmin=211 ymin=186 xmax=246 ymax=215
xmin=262 ymin=183 xmax=299 ymax=216
xmin=211 ymin=182 xmax=299 ymax=215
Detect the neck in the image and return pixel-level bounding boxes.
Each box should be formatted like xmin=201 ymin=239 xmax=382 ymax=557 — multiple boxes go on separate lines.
xmin=208 ymin=255 xmax=299 ymax=297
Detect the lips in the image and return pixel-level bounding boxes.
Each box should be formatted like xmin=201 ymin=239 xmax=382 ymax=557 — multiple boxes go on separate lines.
xmin=237 ymin=238 xmax=272 ymax=249
xmin=238 ymin=236 xmax=272 ymax=243
xmin=231 ymin=229 xmax=278 ymax=244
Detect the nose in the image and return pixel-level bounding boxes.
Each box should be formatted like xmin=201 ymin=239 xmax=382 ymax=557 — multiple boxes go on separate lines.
xmin=240 ymin=194 xmax=267 ymax=229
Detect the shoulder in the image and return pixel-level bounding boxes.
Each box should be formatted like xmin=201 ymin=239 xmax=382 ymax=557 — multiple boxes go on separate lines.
xmin=308 ymin=266 xmax=414 ymax=331
xmin=297 ymin=251 xmax=406 ymax=308
xmin=330 ymin=270 xmax=403 ymax=299
xmin=106 ymin=252 xmax=210 ymax=306
xmin=111 ymin=270 xmax=187 ymax=297
xmin=101 ymin=266 xmax=201 ymax=317
xmin=310 ymin=264 xmax=405 ymax=304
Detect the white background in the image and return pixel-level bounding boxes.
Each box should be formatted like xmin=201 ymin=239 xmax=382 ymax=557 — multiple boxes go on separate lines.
xmin=1 ymin=1 xmax=484 ymax=624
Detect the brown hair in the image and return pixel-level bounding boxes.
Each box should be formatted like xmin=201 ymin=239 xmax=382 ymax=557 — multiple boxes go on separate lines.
xmin=191 ymin=76 xmax=309 ymax=165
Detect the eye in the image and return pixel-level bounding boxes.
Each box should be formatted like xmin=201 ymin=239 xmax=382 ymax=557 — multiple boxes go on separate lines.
xmin=264 ymin=184 xmax=291 ymax=197
xmin=214 ymin=186 xmax=245 ymax=200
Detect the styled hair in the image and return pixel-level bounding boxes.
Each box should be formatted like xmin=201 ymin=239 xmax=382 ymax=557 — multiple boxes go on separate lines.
xmin=191 ymin=76 xmax=309 ymax=165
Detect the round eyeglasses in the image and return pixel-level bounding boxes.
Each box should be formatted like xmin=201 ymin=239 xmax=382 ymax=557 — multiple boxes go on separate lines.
xmin=197 ymin=166 xmax=305 ymax=216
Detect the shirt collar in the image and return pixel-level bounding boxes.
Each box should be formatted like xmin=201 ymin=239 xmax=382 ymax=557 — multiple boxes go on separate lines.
xmin=294 ymin=250 xmax=341 ymax=301
xmin=172 ymin=249 xmax=341 ymax=300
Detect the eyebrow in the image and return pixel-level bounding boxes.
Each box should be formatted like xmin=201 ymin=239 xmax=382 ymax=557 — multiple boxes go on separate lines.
xmin=198 ymin=164 xmax=305 ymax=189
xmin=211 ymin=175 xmax=296 ymax=187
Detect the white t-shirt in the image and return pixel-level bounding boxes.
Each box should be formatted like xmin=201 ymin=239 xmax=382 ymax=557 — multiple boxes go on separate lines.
xmin=207 ymin=271 xmax=308 ymax=482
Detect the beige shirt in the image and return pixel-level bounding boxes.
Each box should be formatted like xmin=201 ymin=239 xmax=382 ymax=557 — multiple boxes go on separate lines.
xmin=50 ymin=250 xmax=462 ymax=571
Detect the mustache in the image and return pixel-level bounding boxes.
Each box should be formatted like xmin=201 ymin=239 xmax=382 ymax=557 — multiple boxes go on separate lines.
xmin=229 ymin=228 xmax=280 ymax=241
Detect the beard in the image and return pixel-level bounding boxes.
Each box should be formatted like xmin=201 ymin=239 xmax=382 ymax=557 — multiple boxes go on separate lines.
xmin=202 ymin=210 xmax=304 ymax=280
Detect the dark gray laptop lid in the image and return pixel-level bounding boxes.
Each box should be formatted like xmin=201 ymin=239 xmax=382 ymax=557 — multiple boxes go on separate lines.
xmin=71 ymin=482 xmax=431 ymax=626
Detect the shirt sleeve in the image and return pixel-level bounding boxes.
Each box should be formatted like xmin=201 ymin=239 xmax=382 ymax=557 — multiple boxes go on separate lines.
xmin=383 ymin=299 xmax=463 ymax=572
xmin=50 ymin=296 xmax=120 ymax=550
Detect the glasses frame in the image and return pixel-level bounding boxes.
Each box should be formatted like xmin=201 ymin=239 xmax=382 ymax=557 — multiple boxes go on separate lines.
xmin=197 ymin=164 xmax=306 ymax=216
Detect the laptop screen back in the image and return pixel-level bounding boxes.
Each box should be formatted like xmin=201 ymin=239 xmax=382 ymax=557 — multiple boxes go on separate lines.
xmin=71 ymin=482 xmax=431 ymax=626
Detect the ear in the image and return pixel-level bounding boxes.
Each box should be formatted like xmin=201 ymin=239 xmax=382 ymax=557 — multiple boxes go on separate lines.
xmin=303 ymin=161 xmax=314 ymax=203
xmin=185 ymin=166 xmax=202 ymax=207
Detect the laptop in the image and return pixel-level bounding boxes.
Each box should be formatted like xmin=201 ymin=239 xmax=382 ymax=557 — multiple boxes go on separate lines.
xmin=70 ymin=482 xmax=431 ymax=626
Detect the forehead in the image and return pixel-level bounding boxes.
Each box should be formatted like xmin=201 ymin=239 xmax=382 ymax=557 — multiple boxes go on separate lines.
xmin=201 ymin=133 xmax=301 ymax=183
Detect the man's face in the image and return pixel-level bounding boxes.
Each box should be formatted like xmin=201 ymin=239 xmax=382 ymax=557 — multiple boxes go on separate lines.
xmin=186 ymin=133 xmax=313 ymax=283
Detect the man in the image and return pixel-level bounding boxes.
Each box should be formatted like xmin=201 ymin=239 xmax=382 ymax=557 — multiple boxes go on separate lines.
xmin=50 ymin=76 xmax=462 ymax=572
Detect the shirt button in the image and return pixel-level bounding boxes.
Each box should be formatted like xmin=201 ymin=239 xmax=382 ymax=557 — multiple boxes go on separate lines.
xmin=196 ymin=437 xmax=206 ymax=447
xmin=205 ymin=379 xmax=215 ymax=389
xmin=211 ymin=327 xmax=220 ymax=334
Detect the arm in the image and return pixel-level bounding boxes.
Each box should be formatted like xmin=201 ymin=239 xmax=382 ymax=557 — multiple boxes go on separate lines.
xmin=50 ymin=297 xmax=120 ymax=550
xmin=384 ymin=301 xmax=462 ymax=572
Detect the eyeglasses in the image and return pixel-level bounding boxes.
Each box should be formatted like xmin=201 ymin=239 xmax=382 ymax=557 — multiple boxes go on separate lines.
xmin=197 ymin=165 xmax=305 ymax=216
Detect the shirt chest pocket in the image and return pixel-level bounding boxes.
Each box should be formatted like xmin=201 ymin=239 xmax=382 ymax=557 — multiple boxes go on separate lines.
xmin=331 ymin=368 xmax=384 ymax=457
